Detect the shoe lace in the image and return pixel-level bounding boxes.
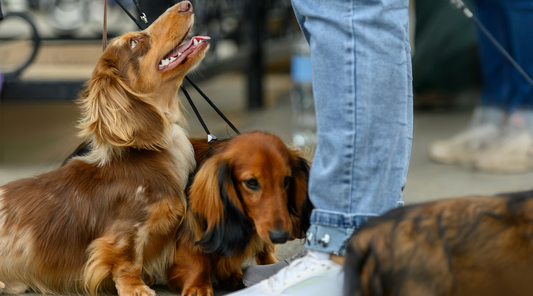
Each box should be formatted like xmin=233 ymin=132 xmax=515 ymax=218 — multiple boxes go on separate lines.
xmin=267 ymin=251 xmax=322 ymax=289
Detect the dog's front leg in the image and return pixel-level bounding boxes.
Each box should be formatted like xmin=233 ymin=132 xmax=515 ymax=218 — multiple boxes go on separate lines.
xmin=167 ymin=241 xmax=214 ymax=296
xmin=214 ymin=257 xmax=244 ymax=289
xmin=85 ymin=231 xmax=155 ymax=296
xmin=113 ymin=263 xmax=156 ymax=296
xmin=256 ymin=243 xmax=278 ymax=265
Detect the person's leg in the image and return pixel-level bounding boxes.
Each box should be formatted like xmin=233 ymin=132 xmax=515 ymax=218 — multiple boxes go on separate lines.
xmin=301 ymin=0 xmax=412 ymax=256
xmin=501 ymin=0 xmax=533 ymax=113
xmin=231 ymin=0 xmax=412 ymax=294
xmin=428 ymin=0 xmax=507 ymax=165
xmin=473 ymin=0 xmax=533 ymax=173
xmin=475 ymin=0 xmax=511 ymax=114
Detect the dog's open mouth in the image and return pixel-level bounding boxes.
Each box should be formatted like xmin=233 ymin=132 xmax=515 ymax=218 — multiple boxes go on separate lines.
xmin=158 ymin=36 xmax=210 ymax=71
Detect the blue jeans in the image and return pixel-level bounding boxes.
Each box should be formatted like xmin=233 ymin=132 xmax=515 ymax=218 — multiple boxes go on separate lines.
xmin=291 ymin=0 xmax=413 ymax=255
xmin=475 ymin=0 xmax=533 ymax=111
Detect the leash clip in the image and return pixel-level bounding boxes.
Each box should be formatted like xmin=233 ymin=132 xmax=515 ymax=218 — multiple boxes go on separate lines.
xmin=207 ymin=134 xmax=218 ymax=143
xmin=449 ymin=0 xmax=473 ymax=18
xmin=140 ymin=12 xmax=148 ymax=24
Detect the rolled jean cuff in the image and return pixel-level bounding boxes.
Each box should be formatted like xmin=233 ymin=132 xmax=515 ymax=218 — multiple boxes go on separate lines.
xmin=305 ymin=201 xmax=404 ymax=256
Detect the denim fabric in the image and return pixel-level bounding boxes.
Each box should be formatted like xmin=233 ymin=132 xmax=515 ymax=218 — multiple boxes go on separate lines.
xmin=291 ymin=0 xmax=413 ymax=255
xmin=475 ymin=0 xmax=533 ymax=111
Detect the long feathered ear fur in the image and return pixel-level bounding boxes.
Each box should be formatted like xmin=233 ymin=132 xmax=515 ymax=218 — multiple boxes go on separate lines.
xmin=189 ymin=157 xmax=253 ymax=257
xmin=288 ymin=149 xmax=314 ymax=239
xmin=76 ymin=47 xmax=171 ymax=151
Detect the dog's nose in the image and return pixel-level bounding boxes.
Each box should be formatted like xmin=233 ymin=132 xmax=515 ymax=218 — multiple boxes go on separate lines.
xmin=269 ymin=229 xmax=290 ymax=244
xmin=178 ymin=1 xmax=193 ymax=13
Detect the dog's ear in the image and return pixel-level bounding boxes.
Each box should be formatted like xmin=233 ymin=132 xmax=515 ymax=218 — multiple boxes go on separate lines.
xmin=189 ymin=156 xmax=253 ymax=256
xmin=288 ymin=149 xmax=314 ymax=239
xmin=76 ymin=46 xmax=170 ymax=150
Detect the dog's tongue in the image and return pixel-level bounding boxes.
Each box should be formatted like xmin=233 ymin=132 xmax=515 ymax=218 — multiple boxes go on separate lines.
xmin=177 ymin=36 xmax=211 ymax=54
xmin=159 ymin=36 xmax=211 ymax=70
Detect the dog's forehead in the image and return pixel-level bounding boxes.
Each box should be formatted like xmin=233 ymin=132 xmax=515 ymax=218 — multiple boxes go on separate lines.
xmin=229 ymin=134 xmax=291 ymax=177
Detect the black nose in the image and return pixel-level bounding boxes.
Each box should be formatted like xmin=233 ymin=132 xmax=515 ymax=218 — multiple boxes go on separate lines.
xmin=178 ymin=1 xmax=193 ymax=13
xmin=269 ymin=229 xmax=290 ymax=244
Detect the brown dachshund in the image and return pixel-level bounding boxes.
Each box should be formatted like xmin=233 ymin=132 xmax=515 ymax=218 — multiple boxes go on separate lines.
xmin=166 ymin=132 xmax=313 ymax=295
xmin=344 ymin=190 xmax=533 ymax=296
xmin=0 ymin=2 xmax=209 ymax=296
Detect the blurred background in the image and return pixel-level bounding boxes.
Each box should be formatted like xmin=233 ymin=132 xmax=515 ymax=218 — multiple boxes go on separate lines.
xmin=1 ymin=0 xmax=533 ymax=204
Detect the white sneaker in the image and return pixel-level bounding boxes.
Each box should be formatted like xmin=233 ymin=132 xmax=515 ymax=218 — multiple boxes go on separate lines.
xmin=428 ymin=123 xmax=500 ymax=165
xmin=227 ymin=251 xmax=343 ymax=296
xmin=474 ymin=129 xmax=533 ymax=173
xmin=243 ymin=249 xmax=309 ymax=287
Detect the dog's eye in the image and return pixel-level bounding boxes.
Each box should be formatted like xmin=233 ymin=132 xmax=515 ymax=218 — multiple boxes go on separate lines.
xmin=131 ymin=39 xmax=139 ymax=49
xmin=284 ymin=176 xmax=292 ymax=188
xmin=245 ymin=178 xmax=260 ymax=190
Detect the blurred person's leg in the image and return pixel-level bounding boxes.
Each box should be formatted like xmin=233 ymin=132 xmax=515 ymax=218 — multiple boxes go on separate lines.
xmin=473 ymin=0 xmax=533 ymax=173
xmin=234 ymin=0 xmax=413 ymax=293
xmin=428 ymin=0 xmax=507 ymax=166
xmin=503 ymin=0 xmax=533 ymax=114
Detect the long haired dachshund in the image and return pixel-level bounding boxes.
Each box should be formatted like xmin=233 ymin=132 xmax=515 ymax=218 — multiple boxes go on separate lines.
xmin=166 ymin=132 xmax=313 ymax=294
xmin=0 ymin=2 xmax=209 ymax=296
xmin=344 ymin=190 xmax=533 ymax=296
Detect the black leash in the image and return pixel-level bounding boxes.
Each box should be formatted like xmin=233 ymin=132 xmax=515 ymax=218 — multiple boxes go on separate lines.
xmin=0 ymin=0 xmax=4 ymax=21
xmin=114 ymin=0 xmax=241 ymax=142
xmin=449 ymin=0 xmax=533 ymax=88
xmin=114 ymin=0 xmax=148 ymax=30
xmin=184 ymin=76 xmax=240 ymax=135
xmin=181 ymin=86 xmax=218 ymax=143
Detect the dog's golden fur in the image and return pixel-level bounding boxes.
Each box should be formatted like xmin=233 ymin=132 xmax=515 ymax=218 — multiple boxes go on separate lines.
xmin=165 ymin=132 xmax=313 ymax=293
xmin=0 ymin=3 xmax=208 ymax=296
xmin=344 ymin=190 xmax=533 ymax=296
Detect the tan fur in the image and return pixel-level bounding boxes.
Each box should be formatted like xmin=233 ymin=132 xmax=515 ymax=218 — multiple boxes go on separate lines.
xmin=0 ymin=2 xmax=206 ymax=296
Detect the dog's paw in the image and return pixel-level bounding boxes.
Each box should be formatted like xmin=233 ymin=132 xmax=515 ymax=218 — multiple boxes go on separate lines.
xmin=217 ymin=272 xmax=244 ymax=290
xmin=0 ymin=281 xmax=5 ymax=294
xmin=118 ymin=284 xmax=156 ymax=296
xmin=181 ymin=285 xmax=213 ymax=296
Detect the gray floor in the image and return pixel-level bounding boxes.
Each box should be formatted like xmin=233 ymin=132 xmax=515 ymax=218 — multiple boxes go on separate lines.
xmin=2 ymin=72 xmax=533 ymax=296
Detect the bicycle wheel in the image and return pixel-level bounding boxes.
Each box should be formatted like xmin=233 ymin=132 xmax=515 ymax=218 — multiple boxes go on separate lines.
xmin=0 ymin=12 xmax=41 ymax=78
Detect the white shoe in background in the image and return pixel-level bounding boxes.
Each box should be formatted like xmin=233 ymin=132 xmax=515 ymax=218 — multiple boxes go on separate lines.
xmin=474 ymin=128 xmax=533 ymax=173
xmin=428 ymin=123 xmax=500 ymax=165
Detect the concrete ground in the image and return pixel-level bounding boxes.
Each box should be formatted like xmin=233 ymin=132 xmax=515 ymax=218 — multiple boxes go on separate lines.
xmin=2 ymin=45 xmax=533 ymax=296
